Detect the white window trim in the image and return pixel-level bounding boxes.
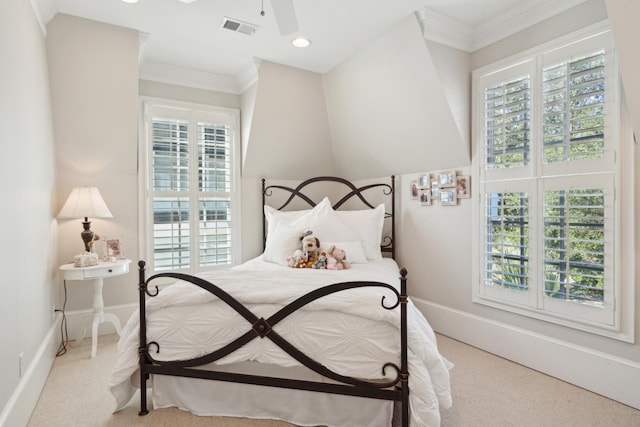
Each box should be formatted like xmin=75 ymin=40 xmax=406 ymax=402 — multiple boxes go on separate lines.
xmin=471 ymin=21 xmax=635 ymax=342
xmin=138 ymin=96 xmax=242 ymax=277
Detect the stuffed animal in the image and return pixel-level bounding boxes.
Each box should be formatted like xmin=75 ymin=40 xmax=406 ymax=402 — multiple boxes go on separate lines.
xmin=312 ymin=251 xmax=328 ymax=269
xmin=326 ymin=245 xmax=351 ymax=270
xmin=286 ymin=249 xmax=304 ymax=268
xmin=300 ymin=230 xmax=321 ymax=268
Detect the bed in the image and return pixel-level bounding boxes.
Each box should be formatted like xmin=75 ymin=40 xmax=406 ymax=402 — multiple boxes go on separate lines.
xmin=109 ymin=176 xmax=452 ymax=426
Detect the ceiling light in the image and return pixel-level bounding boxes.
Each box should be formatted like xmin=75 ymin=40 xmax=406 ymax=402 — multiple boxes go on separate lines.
xmin=291 ymin=37 xmax=311 ymax=48
xmin=121 ymin=0 xmax=138 ymax=3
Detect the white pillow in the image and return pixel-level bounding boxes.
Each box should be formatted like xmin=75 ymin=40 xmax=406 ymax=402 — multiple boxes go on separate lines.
xmin=321 ymin=241 xmax=367 ymax=264
xmin=335 ymin=204 xmax=385 ymax=260
xmin=263 ymin=221 xmax=306 ymax=266
xmin=264 ymin=197 xmax=330 ymax=237
xmin=307 ymin=200 xmax=362 ymax=244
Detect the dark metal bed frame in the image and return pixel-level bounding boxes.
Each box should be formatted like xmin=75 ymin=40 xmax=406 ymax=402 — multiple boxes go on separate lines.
xmin=136 ymin=176 xmax=410 ymax=426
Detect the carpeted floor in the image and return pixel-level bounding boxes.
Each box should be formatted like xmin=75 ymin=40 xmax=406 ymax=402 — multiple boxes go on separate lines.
xmin=28 ymin=333 xmax=640 ymax=426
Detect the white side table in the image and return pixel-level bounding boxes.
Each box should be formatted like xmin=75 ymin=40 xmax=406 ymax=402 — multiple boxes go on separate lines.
xmin=59 ymin=258 xmax=131 ymax=358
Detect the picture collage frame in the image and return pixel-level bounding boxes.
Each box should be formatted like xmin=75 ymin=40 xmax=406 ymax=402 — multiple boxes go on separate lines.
xmin=410 ymin=171 xmax=470 ymax=206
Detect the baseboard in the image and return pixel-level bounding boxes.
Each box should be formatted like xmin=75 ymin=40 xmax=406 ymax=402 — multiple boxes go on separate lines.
xmin=0 ymin=313 xmax=62 ymax=427
xmin=413 ymin=297 xmax=640 ymax=410
xmin=64 ymin=303 xmax=137 ymax=342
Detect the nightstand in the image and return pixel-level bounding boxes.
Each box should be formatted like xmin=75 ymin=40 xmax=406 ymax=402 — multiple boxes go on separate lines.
xmin=59 ymin=258 xmax=131 ymax=358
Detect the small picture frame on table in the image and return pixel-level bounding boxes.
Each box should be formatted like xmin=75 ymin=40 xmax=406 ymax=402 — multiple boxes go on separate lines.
xmin=104 ymin=237 xmax=123 ymax=260
xmin=440 ymin=190 xmax=457 ymax=206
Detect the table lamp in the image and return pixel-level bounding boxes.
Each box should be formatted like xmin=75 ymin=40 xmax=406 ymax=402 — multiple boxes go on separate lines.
xmin=58 ymin=186 xmax=113 ymax=253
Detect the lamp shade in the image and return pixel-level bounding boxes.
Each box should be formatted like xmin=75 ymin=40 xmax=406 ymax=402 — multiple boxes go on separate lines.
xmin=58 ymin=187 xmax=113 ymax=219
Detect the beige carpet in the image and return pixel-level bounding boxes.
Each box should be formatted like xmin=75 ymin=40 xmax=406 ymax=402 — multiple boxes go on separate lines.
xmin=28 ymin=333 xmax=640 ymax=427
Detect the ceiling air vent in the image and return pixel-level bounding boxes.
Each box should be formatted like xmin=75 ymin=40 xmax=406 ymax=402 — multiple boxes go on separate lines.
xmin=221 ymin=17 xmax=259 ymax=36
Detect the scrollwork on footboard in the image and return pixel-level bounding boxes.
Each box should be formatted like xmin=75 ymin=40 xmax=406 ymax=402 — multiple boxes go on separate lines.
xmin=137 ymin=260 xmax=410 ymax=426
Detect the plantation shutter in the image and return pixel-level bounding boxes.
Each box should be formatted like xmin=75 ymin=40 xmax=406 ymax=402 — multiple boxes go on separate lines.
xmin=474 ymin=28 xmax=618 ymax=331
xmin=147 ymin=104 xmax=237 ymax=273
xmin=543 ymin=188 xmax=605 ymax=304
xmin=197 ymin=122 xmax=232 ymax=267
xmin=484 ymin=74 xmax=531 ymax=170
xmin=151 ymin=117 xmax=191 ymax=270
xmin=542 ymin=50 xmax=606 ymax=163
xmin=483 ymin=192 xmax=530 ymax=292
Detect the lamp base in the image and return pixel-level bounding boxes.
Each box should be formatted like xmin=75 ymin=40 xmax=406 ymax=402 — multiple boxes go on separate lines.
xmin=81 ymin=218 xmax=95 ymax=253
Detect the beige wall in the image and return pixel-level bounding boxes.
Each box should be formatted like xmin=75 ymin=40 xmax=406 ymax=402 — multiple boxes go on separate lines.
xmin=323 ymin=14 xmax=469 ymax=180
xmin=243 ymin=61 xmax=336 ymax=180
xmin=605 ymin=0 xmax=640 ymax=139
xmin=47 ymin=14 xmax=139 ymax=310
xmin=0 ymin=0 xmax=57 ymax=422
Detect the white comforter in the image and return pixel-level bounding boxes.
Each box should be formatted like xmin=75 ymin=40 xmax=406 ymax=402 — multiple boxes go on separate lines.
xmin=109 ymin=257 xmax=452 ymax=426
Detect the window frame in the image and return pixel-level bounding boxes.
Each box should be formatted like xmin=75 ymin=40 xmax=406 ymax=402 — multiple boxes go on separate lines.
xmin=138 ymin=97 xmax=242 ymax=276
xmin=471 ymin=22 xmax=634 ymax=341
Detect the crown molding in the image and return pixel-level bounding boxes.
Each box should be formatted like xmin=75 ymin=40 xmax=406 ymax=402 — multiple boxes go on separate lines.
xmin=138 ymin=58 xmax=261 ymax=95
xmin=138 ymin=32 xmax=149 ymax=65
xmin=139 ymin=61 xmax=242 ymax=94
xmin=472 ymin=0 xmax=589 ymax=51
xmin=236 ymin=59 xmax=261 ymax=93
xmin=416 ymin=8 xmax=475 ymax=52
xmin=418 ymin=0 xmax=589 ymax=52
xmin=29 ymin=0 xmax=57 ymax=36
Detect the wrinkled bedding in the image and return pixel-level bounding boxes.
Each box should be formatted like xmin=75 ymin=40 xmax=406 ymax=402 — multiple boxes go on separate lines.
xmin=109 ymin=256 xmax=452 ymax=426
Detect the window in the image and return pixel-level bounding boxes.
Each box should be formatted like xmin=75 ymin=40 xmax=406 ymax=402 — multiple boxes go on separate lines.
xmin=472 ymin=25 xmax=629 ymax=338
xmin=141 ymin=100 xmax=241 ymax=275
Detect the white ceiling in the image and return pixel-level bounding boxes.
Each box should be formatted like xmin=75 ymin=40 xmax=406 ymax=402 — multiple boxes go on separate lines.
xmin=40 ymin=0 xmax=588 ymax=84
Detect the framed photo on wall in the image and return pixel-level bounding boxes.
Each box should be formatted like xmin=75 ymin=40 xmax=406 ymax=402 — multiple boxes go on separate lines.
xmin=420 ymin=190 xmax=432 ymax=206
xmin=440 ymin=190 xmax=457 ymax=206
xmin=438 ymin=170 xmax=455 ymax=187
xmin=419 ymin=174 xmax=430 ymax=188
xmin=456 ymin=175 xmax=470 ymax=198
xmin=410 ymin=180 xmax=419 ymax=199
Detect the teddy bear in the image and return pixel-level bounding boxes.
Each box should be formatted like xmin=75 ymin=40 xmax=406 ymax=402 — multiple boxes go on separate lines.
xmin=326 ymin=245 xmax=350 ymax=270
xmin=312 ymin=251 xmax=328 ymax=269
xmin=286 ymin=249 xmax=305 ymax=268
xmin=300 ymin=230 xmax=321 ymax=268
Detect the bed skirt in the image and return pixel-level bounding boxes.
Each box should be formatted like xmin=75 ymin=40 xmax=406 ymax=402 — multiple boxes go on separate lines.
xmin=151 ymin=361 xmax=394 ymax=427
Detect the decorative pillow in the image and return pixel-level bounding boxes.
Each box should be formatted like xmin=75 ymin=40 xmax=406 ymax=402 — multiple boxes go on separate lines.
xmin=263 ymin=221 xmax=306 ymax=266
xmin=264 ymin=197 xmax=330 ymax=238
xmin=335 ymin=204 xmax=385 ymax=260
xmin=321 ymin=241 xmax=367 ymax=264
xmin=307 ymin=200 xmax=362 ymax=244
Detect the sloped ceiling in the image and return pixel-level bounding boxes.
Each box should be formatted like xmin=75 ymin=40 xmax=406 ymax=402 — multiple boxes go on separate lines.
xmin=243 ymin=12 xmax=469 ymax=182
xmin=323 ymin=14 xmax=469 ymax=180
xmin=242 ymin=60 xmax=336 ymax=179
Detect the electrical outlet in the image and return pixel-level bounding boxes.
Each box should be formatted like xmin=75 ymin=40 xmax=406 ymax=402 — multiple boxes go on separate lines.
xmin=19 ymin=352 xmax=24 ymax=378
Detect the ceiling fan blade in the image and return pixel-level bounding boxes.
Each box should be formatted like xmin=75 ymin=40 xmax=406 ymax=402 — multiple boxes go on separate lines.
xmin=271 ymin=0 xmax=299 ymax=36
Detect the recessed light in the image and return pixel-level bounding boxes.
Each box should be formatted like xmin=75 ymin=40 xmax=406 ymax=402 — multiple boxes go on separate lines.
xmin=292 ymin=37 xmax=311 ymax=48
xmin=121 ymin=0 xmax=139 ymax=3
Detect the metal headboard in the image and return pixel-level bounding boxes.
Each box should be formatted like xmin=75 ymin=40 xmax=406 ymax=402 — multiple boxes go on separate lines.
xmin=262 ymin=176 xmax=396 ymax=259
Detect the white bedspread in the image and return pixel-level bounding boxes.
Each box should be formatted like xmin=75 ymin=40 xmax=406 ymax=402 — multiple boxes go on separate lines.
xmin=109 ymin=257 xmax=452 ymax=426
